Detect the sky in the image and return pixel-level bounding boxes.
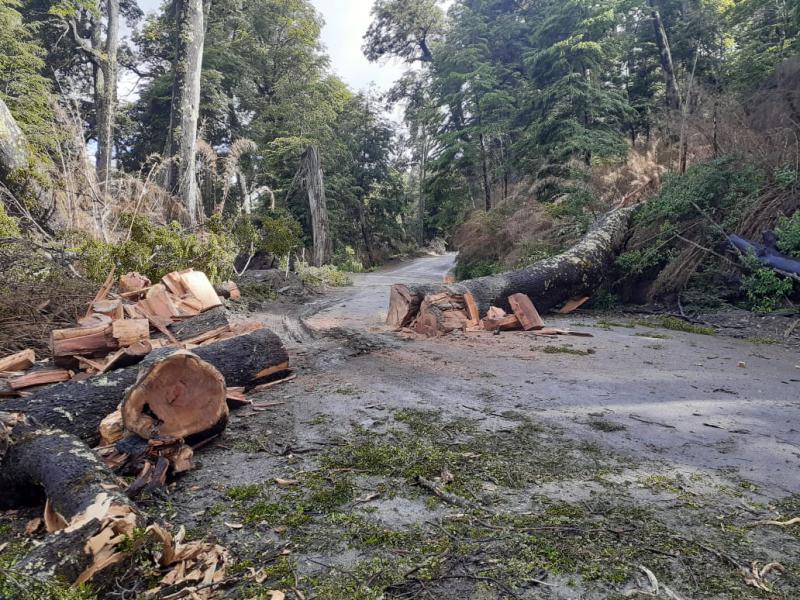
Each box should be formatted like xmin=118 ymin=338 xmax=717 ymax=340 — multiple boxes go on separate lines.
xmin=135 ymin=0 xmax=406 ymax=94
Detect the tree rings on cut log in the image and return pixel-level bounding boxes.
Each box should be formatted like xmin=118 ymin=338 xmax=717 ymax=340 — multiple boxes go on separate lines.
xmin=121 ymin=351 xmax=228 ymax=442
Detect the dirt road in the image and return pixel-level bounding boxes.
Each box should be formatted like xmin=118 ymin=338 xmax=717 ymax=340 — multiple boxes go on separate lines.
xmin=76 ymin=255 xmax=800 ymax=598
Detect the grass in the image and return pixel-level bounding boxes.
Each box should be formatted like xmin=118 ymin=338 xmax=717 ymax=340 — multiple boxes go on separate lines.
xmin=588 ymin=419 xmax=626 ymax=432
xmin=656 ymin=317 xmax=716 ymax=336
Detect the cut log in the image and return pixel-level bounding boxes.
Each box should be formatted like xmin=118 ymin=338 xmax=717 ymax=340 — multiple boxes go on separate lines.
xmin=51 ymin=324 xmax=118 ymax=359
xmin=413 ymin=293 xmax=470 ymax=337
xmin=388 ymin=207 xmax=637 ymax=326
xmin=0 ymin=328 xmax=289 ymax=445
xmin=112 ymin=319 xmax=150 ymax=347
xmin=0 ymin=349 xmax=35 ymax=373
xmin=99 ymin=410 xmax=125 ymax=446
xmin=481 ymin=315 xmax=522 ymax=332
xmin=118 ymin=272 xmax=151 ymax=294
xmin=168 ymin=305 xmax=230 ymax=341
xmin=138 ymin=283 xmax=181 ymax=321
xmin=508 ymin=293 xmax=545 ymax=331
xmin=121 ymin=351 xmax=228 ymax=442
xmin=0 ymin=412 xmax=140 ymax=586
xmin=93 ymin=299 xmax=124 ymax=321
xmin=215 ymin=281 xmax=241 ymax=301
xmin=9 ymin=369 xmax=72 ymax=390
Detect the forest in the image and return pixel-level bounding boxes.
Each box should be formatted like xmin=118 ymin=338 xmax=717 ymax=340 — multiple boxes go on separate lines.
xmin=1 ymin=0 xmax=800 ymax=598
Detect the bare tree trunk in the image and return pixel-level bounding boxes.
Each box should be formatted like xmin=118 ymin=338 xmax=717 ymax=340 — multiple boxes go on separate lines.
xmin=649 ymin=3 xmax=681 ymax=111
xmin=479 ymin=132 xmax=492 ymax=211
xmin=301 ymin=145 xmax=332 ymax=267
xmin=94 ymin=0 xmax=119 ymax=189
xmin=679 ymin=51 xmax=699 ymax=174
xmin=165 ymin=0 xmax=209 ymax=227
xmin=0 ymin=99 xmax=31 ymax=176
xmin=417 ymin=134 xmax=429 ymax=246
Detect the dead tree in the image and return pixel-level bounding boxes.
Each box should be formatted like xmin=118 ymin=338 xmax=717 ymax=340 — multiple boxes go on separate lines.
xmin=387 ymin=206 xmax=637 ymax=327
xmin=165 ymin=0 xmax=211 ymax=227
xmin=297 ymin=145 xmax=332 ymax=267
xmin=649 ymin=1 xmax=681 ymax=111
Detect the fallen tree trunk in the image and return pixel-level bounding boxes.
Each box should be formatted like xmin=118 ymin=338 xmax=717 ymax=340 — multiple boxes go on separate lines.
xmin=0 ymin=328 xmax=289 ymax=445
xmin=388 ymin=207 xmax=637 ymax=327
xmin=0 ymin=412 xmax=140 ymax=585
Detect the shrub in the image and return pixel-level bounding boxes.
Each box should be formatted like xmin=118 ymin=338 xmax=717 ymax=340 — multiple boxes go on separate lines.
xmin=234 ymin=210 xmax=303 ymax=258
xmin=741 ymin=267 xmax=793 ymax=313
xmin=295 ymin=262 xmax=352 ymax=287
xmin=776 ymin=210 xmax=800 ymax=258
xmin=0 ymin=203 xmax=20 ymax=237
xmin=334 ymin=245 xmax=366 ymax=273
xmin=76 ymin=214 xmax=237 ymax=283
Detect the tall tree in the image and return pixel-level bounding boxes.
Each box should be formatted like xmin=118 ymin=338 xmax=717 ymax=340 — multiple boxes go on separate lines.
xmin=363 ymin=0 xmax=444 ymax=63
xmin=165 ymin=0 xmax=210 ymax=227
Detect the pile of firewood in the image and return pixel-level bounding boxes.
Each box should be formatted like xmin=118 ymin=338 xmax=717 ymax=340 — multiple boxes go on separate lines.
xmin=401 ymin=290 xmax=592 ymax=338
xmin=0 ymin=269 xmax=241 ymax=396
xmin=0 ymin=269 xmax=294 ymax=594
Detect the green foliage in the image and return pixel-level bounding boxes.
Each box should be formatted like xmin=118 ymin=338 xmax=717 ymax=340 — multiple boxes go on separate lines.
xmin=776 ymin=210 xmax=800 ymax=258
xmin=657 ymin=317 xmax=716 ymax=336
xmin=76 ymin=215 xmax=236 ymax=283
xmin=0 ymin=203 xmax=20 ymax=237
xmin=455 ymin=259 xmax=502 ymax=281
xmin=742 ymin=267 xmax=794 ymax=313
xmin=294 ymin=262 xmax=352 ymax=287
xmin=0 ymin=0 xmax=56 ymax=163
xmin=639 ymin=158 xmax=763 ymax=227
xmin=615 ymin=245 xmax=671 ymax=277
xmin=234 ymin=211 xmax=303 ymax=258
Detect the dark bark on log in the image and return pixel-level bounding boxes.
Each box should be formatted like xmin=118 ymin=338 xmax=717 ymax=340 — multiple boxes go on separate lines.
xmin=0 ymin=328 xmax=289 ymax=446
xmin=0 ymin=413 xmax=138 ymax=584
xmin=168 ymin=305 xmax=229 ymax=340
xmin=387 ymin=207 xmax=637 ymax=326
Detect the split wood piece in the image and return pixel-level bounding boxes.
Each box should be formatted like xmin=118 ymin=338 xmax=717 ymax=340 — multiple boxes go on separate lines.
xmin=86 ymin=268 xmax=116 ymax=318
xmin=97 ymin=435 xmax=195 ymax=485
xmin=92 ymin=299 xmax=124 ymax=321
xmin=122 ymin=351 xmax=229 ymax=442
xmin=463 ymin=292 xmax=480 ymax=325
xmin=129 ymin=303 xmax=179 ymax=345
xmin=0 ymin=412 xmax=139 ymax=586
xmin=137 ymin=283 xmax=182 ymax=321
xmin=559 ymin=296 xmax=591 ymax=315
xmin=163 ymin=269 xmax=222 ymax=312
xmin=215 ymin=281 xmax=241 ymax=301
xmin=98 ymin=341 xmax=153 ymax=375
xmin=225 ymin=387 xmax=249 ymax=408
xmin=112 ymin=319 xmax=150 ymax=347
xmin=481 ymin=315 xmax=522 ymax=332
xmin=2 ymin=328 xmax=289 ymax=446
xmin=508 ymin=293 xmax=545 ymax=331
xmin=77 ymin=313 xmax=113 ymax=329
xmin=250 ymin=373 xmax=297 ymax=394
xmin=118 ymin=272 xmax=152 ymax=294
xmin=173 ymin=295 xmax=203 ymax=317
xmin=181 ymin=325 xmax=231 ymax=347
xmin=51 ymin=324 xmax=118 ymax=359
xmin=0 ymin=349 xmax=35 ymax=373
xmin=487 ymin=306 xmax=507 ymax=319
xmin=387 ymin=206 xmax=638 ymax=326
xmin=9 ymin=369 xmax=72 ymax=390
xmin=99 ymin=410 xmax=125 ymax=446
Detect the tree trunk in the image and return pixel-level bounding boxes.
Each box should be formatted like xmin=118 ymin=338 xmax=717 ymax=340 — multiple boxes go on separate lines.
xmin=649 ymin=3 xmax=681 ymax=111
xmin=479 ymin=132 xmax=492 ymax=211
xmin=0 ymin=413 xmax=140 ymax=585
xmin=0 ymin=328 xmax=289 ymax=446
xmin=418 ymin=136 xmax=428 ymax=245
xmin=302 ymin=145 xmax=332 ymax=267
xmin=0 ymin=98 xmax=31 ymax=176
xmin=387 ymin=207 xmax=637 ymax=327
xmin=94 ymin=0 xmax=119 ymax=189
xmin=165 ymin=0 xmax=209 ymax=227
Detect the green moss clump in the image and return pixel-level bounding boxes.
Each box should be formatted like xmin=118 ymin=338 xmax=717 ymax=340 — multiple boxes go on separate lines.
xmin=542 ymin=345 xmax=595 ymax=356
xmin=0 ymin=203 xmax=20 ymax=237
xmin=657 ymin=317 xmax=715 ymax=336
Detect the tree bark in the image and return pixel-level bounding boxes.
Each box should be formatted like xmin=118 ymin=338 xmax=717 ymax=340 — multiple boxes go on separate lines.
xmin=649 ymin=3 xmax=681 ymax=111
xmin=0 ymin=413 xmax=139 ymax=585
xmin=165 ymin=0 xmax=210 ymax=227
xmin=302 ymin=145 xmax=332 ymax=267
xmin=0 ymin=328 xmax=289 ymax=446
xmin=94 ymin=0 xmax=119 ymax=188
xmin=0 ymin=98 xmax=31 ymax=176
xmin=387 ymin=207 xmax=637 ymax=327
